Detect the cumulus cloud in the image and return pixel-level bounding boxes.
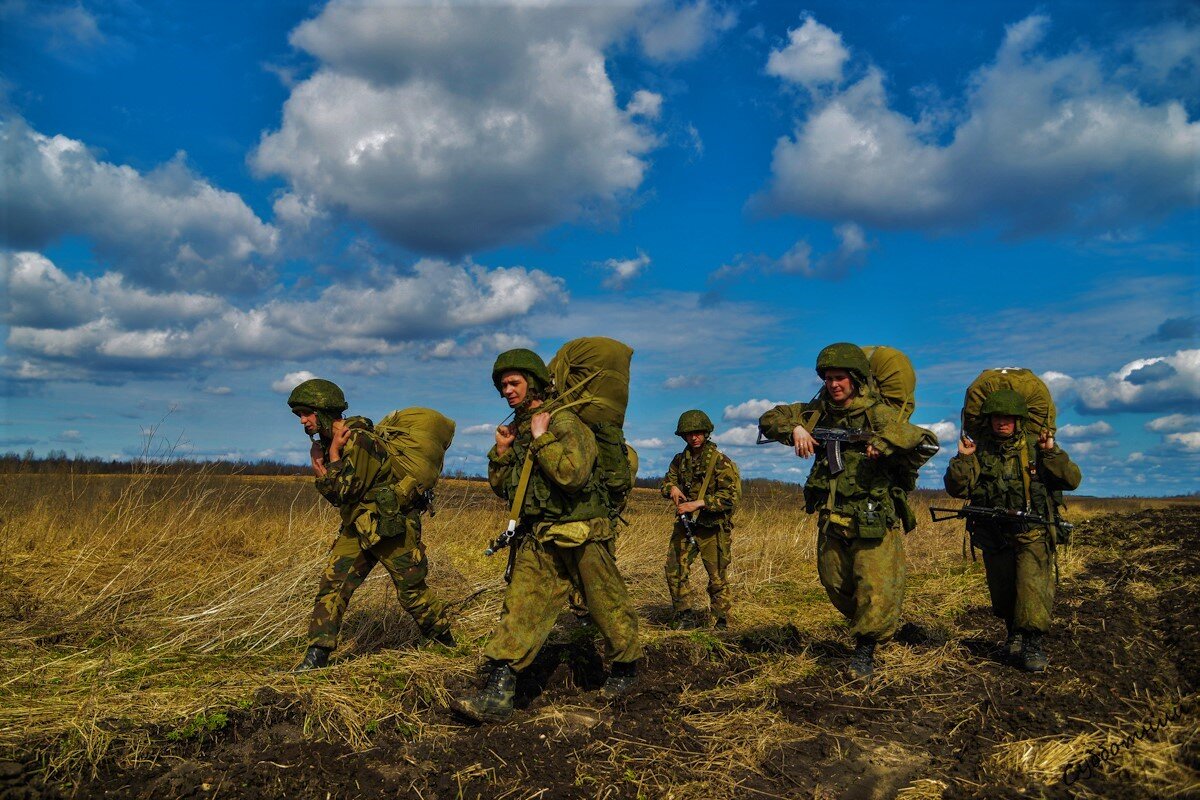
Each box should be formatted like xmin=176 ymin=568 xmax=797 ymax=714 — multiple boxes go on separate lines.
xmin=757 ymin=15 xmax=1200 ymax=239
xmin=917 ymin=420 xmax=958 ymax=444
xmin=1165 ymin=432 xmax=1200 ymax=452
xmin=1056 ymin=350 xmax=1200 ymax=414
xmin=252 ymin=0 xmax=734 ymax=255
xmin=766 ymin=15 xmax=849 ymax=89
xmin=600 ymin=250 xmax=651 ymax=290
xmin=1058 ymin=421 xmax=1114 ymax=440
xmin=0 ymin=117 xmax=278 ymax=292
xmin=724 ymin=398 xmax=789 ymax=421
xmin=272 ymin=371 xmax=316 ymax=393
xmin=663 ymin=374 xmax=707 ymax=390
xmin=1146 ymin=414 xmax=1200 ymax=433
xmin=631 ymin=437 xmax=666 ymax=449
xmin=713 ymin=424 xmax=760 ymax=447
xmin=2 ymin=252 xmax=563 ymax=377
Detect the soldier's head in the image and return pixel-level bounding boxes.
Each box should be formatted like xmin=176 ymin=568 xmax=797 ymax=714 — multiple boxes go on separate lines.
xmin=287 ymin=378 xmax=348 ymax=438
xmin=981 ymin=388 xmax=1027 ymax=439
xmin=815 ymin=343 xmax=870 ymax=407
xmin=675 ymin=409 xmax=714 ymax=450
xmin=492 ymin=348 xmax=551 ymax=410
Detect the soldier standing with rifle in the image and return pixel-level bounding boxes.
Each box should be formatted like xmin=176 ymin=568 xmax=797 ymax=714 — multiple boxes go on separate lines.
xmin=758 ymin=344 xmax=938 ymax=678
xmin=942 ymin=388 xmax=1081 ymax=672
xmin=450 ymin=350 xmax=642 ymax=723
xmin=661 ymin=410 xmax=741 ymax=630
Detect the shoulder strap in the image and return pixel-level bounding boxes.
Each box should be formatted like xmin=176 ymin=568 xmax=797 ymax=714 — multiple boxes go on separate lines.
xmin=696 ymin=446 xmax=719 ymax=503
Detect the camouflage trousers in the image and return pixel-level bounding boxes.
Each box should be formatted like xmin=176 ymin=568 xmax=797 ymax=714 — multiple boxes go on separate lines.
xmin=973 ymin=527 xmax=1055 ymax=634
xmin=817 ymin=525 xmax=906 ymax=641
xmin=484 ymin=533 xmax=642 ymax=672
xmin=665 ymin=521 xmax=731 ymax=618
xmin=307 ymin=528 xmax=449 ymax=650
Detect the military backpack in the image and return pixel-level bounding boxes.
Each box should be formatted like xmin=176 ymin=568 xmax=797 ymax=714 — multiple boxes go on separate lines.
xmin=962 ymin=368 xmax=1057 ymax=439
xmin=368 ymin=407 xmax=456 ymax=510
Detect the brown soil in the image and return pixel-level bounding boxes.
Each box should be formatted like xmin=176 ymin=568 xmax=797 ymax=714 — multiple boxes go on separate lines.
xmin=7 ymin=507 xmax=1198 ymax=799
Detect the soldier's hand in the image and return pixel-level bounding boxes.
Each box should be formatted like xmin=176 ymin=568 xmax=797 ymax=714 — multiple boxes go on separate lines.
xmin=1038 ymin=428 xmax=1055 ymax=451
xmin=866 ymin=444 xmax=882 ymax=459
xmin=495 ymin=424 xmax=516 ymax=455
xmin=328 ymin=419 xmax=351 ymax=461
xmin=677 ymin=500 xmax=705 ymax=514
xmin=792 ymin=425 xmax=816 ymax=458
xmin=530 ymin=412 xmax=551 ymax=439
xmin=310 ymin=441 xmax=327 ymax=477
xmin=958 ymin=434 xmax=976 ymax=456
xmin=669 ymin=486 xmax=687 ymax=505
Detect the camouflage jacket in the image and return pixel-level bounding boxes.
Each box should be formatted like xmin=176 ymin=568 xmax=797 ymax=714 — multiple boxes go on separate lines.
xmin=314 ymin=416 xmax=421 ymax=548
xmin=944 ymin=428 xmax=1081 ymax=535
xmin=660 ymin=440 xmax=741 ymax=528
xmin=488 ymin=406 xmax=610 ymax=541
xmin=759 ymin=391 xmax=938 ymax=537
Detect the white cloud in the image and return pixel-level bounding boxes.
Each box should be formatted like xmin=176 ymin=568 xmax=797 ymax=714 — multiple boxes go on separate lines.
xmin=0 ymin=117 xmax=278 ymax=292
xmin=766 ymin=15 xmax=849 ymax=89
xmin=1063 ymin=350 xmax=1200 ymax=413
xmin=917 ymin=420 xmax=958 ymax=444
xmin=461 ymin=423 xmax=499 ymax=436
xmin=631 ymin=437 xmax=666 ymax=449
xmin=252 ymin=0 xmax=716 ymax=255
xmin=424 ymin=332 xmax=536 ymax=360
xmin=1165 ymin=432 xmax=1200 ymax=452
xmin=712 ymin=223 xmax=874 ymax=282
xmin=663 ymin=374 xmax=708 ymax=390
xmin=712 ymin=424 xmax=760 ymax=447
xmin=724 ymin=398 xmax=789 ymax=421
xmin=600 ymin=250 xmax=651 ymax=290
xmin=1146 ymin=414 xmax=1200 ymax=433
xmin=1058 ymin=421 xmax=1114 ymax=440
xmin=203 ymin=386 xmax=232 ymax=396
xmin=757 ymin=15 xmax=1200 ymax=238
xmin=272 ymin=371 xmax=316 ymax=394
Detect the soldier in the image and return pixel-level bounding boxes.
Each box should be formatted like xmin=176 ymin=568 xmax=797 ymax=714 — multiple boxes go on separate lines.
xmin=943 ymin=388 xmax=1081 ymax=672
xmin=759 ymin=344 xmax=937 ymax=677
xmin=450 ymin=349 xmax=643 ymax=723
xmin=287 ymin=378 xmax=454 ymax=672
xmin=661 ymin=410 xmax=742 ymax=630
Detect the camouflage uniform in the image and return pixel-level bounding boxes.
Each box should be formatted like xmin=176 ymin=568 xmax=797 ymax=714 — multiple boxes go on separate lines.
xmin=307 ymin=417 xmax=450 ymax=649
xmin=661 ymin=439 xmax=741 ymax=620
xmin=759 ymin=351 xmax=936 ymax=643
xmin=944 ymin=426 xmax=1081 ymax=635
xmin=483 ymin=406 xmax=643 ymax=672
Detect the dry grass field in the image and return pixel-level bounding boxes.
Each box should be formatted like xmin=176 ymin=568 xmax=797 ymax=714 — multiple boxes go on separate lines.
xmin=0 ymin=469 xmax=1196 ymax=799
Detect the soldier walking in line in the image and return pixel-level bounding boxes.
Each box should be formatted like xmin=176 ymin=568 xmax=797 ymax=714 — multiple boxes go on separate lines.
xmin=661 ymin=410 xmax=741 ymax=630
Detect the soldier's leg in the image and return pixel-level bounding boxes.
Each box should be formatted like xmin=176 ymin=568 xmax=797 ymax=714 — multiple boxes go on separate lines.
xmin=848 ymin=527 xmax=906 ymax=641
xmin=817 ymin=528 xmax=857 ymax=620
xmin=1012 ymin=535 xmax=1054 ymax=634
xmin=373 ymin=533 xmax=450 ymax=638
xmin=569 ymin=538 xmax=643 ymax=665
xmin=483 ymin=539 xmax=571 ymax=672
xmin=308 ymin=531 xmax=377 ymax=650
xmin=979 ymin=540 xmax=1018 ymax=630
xmin=696 ymin=526 xmax=731 ymax=621
xmin=664 ymin=522 xmax=696 ymax=613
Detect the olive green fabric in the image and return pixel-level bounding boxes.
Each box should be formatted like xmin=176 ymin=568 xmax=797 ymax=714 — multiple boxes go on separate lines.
xmin=665 ymin=521 xmax=732 ymax=617
xmin=659 ymin=440 xmax=741 ymax=529
xmin=979 ymin=388 xmax=1029 ymax=419
xmin=675 ymin=409 xmax=715 ymax=436
xmin=485 ymin=403 xmax=641 ymax=671
xmin=815 ymin=342 xmax=871 ymax=384
xmin=547 ymin=337 xmax=633 ymax=428
xmin=373 ymin=407 xmax=456 ymax=492
xmin=818 ymin=526 xmax=906 ymax=640
xmin=944 ymin=427 xmax=1082 ymax=635
xmin=288 ymin=378 xmax=348 ymax=413
xmin=963 ymin=368 xmax=1057 ymax=437
xmin=593 ymin=421 xmax=636 ymax=521
xmin=492 ymin=348 xmax=552 ymax=392
xmin=307 ymin=527 xmax=448 ymax=649
xmin=860 ymin=345 xmax=917 ymax=422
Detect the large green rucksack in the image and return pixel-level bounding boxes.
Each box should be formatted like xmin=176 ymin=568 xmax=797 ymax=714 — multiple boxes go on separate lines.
xmin=861 ymin=345 xmax=917 ymax=422
xmin=548 ymin=337 xmax=637 ymax=518
xmin=962 ymin=368 xmax=1056 ymax=438
xmin=370 ymin=407 xmax=456 ymax=503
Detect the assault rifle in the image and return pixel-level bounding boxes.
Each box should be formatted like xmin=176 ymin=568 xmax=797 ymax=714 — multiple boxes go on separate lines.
xmin=484 ymin=520 xmax=529 ymax=583
xmin=757 ymin=425 xmax=873 ymax=475
xmin=929 ymin=505 xmax=1074 ymax=539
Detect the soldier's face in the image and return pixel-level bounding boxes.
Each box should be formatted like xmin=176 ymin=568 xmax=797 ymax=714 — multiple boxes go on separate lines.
xmin=823 ymin=369 xmax=857 ymax=406
xmin=683 ymin=431 xmax=706 ymax=450
xmin=990 ymin=415 xmax=1018 ymax=438
xmin=498 ymin=371 xmax=529 ymax=408
xmin=294 ymin=408 xmax=320 ymax=436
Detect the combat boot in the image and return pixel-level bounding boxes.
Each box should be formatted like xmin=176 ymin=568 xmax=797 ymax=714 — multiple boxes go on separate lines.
xmin=450 ymin=663 xmax=516 ymax=723
xmin=428 ymin=628 xmax=457 ymax=648
xmin=291 ymin=645 xmax=330 ymax=673
xmin=669 ymin=610 xmax=695 ymax=630
xmin=600 ymin=661 xmax=638 ymax=699
xmin=1003 ymin=628 xmax=1023 ymax=662
xmin=849 ymin=636 xmax=876 ymax=678
xmin=1021 ymin=632 xmax=1048 ymax=673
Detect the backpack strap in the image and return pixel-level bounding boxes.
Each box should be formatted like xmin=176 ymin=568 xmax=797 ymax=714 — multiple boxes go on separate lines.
xmin=696 ymin=446 xmax=718 ymax=504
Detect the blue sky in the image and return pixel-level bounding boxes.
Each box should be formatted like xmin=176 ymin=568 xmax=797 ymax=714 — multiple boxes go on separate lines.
xmin=1 ymin=0 xmax=1197 ymax=496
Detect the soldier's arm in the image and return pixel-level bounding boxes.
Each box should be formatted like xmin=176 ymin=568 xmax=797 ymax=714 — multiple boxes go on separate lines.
xmin=943 ymin=454 xmax=979 ymax=498
xmin=531 ymin=412 xmax=596 ymax=493
xmin=705 ymin=454 xmax=742 ymax=511
xmin=757 ymin=402 xmax=813 ymax=445
xmin=1038 ymin=445 xmax=1082 ymax=491
xmin=487 ymin=445 xmax=517 ymax=499
xmin=660 ymin=453 xmax=683 ymax=498
xmin=315 ymin=431 xmax=385 ymax=506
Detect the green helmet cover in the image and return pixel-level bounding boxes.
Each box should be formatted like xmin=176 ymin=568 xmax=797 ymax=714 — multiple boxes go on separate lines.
xmin=675 ymin=409 xmax=714 ymax=436
xmin=287 ymin=378 xmax=348 ymax=413
xmin=815 ymin=342 xmax=871 ymax=384
xmin=492 ymin=348 xmax=551 ymax=392
xmin=980 ymin=388 xmax=1029 ymax=419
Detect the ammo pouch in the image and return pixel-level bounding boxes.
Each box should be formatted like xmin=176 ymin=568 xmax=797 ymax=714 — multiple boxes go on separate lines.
xmin=855 ymin=498 xmax=888 ymax=539
xmin=536 ymin=520 xmax=592 ymax=548
xmin=891 ymin=487 xmax=918 ymax=533
xmin=369 ymin=483 xmax=414 ymax=539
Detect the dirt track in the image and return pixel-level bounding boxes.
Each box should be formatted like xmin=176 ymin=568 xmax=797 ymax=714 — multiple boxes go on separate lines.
xmin=8 ymin=507 xmax=1198 ymax=799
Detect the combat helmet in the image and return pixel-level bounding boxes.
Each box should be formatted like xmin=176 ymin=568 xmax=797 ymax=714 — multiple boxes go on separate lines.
xmin=287 ymin=378 xmax=347 ymax=434
xmin=980 ymin=388 xmax=1029 ymax=419
xmin=675 ymin=409 xmax=714 ymax=436
xmin=491 ymin=348 xmax=551 ymax=393
xmin=815 ymin=342 xmax=871 ymax=385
